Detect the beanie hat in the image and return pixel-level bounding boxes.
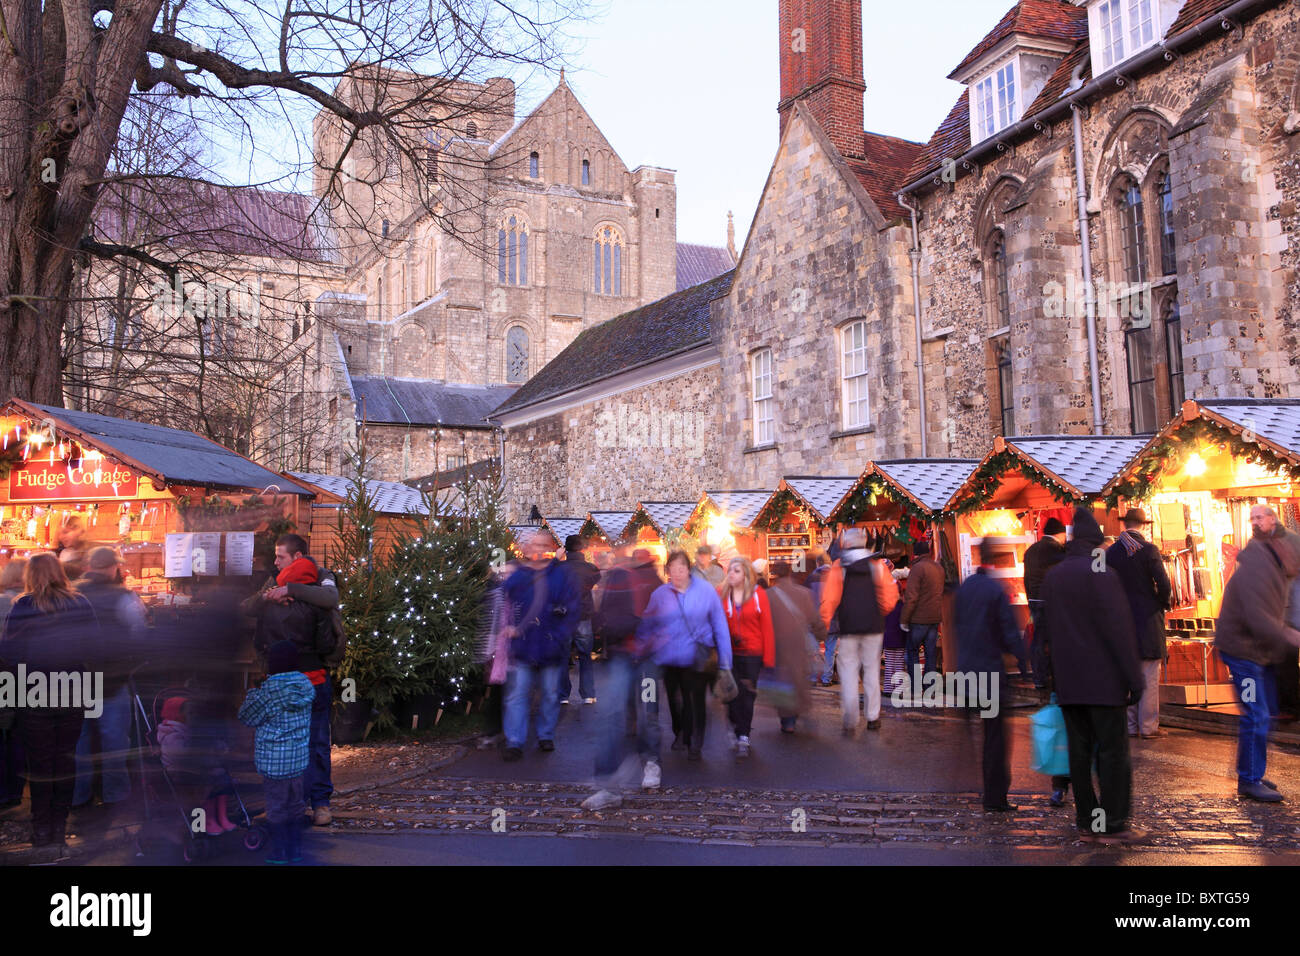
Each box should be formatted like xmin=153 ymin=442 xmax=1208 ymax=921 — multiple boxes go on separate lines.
xmin=161 ymin=696 xmax=186 ymax=723
xmin=276 ymin=556 xmax=319 ymax=586
xmin=564 ymin=535 xmax=583 ymax=553
xmin=267 ymin=640 xmax=299 ymax=675
xmin=1042 ymin=517 xmax=1066 ymax=536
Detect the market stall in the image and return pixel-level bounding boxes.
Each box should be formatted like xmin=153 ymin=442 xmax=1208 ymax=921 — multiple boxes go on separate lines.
xmin=288 ymin=471 xmax=430 ymax=562
xmin=0 ymin=399 xmax=314 ymax=607
xmin=583 ymin=511 xmax=636 ymax=548
xmin=1103 ymin=399 xmax=1300 ymax=707
xmin=623 ymin=501 xmax=698 ymax=562
xmin=507 ymin=524 xmax=557 ymax=556
xmin=684 ymin=490 xmax=773 ymax=562
xmin=752 ymin=476 xmax=859 ymax=565
xmin=543 ymin=516 xmax=589 ymax=550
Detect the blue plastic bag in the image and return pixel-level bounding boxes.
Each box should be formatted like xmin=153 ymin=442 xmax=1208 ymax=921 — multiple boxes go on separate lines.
xmin=1029 ymin=694 xmax=1070 ymax=777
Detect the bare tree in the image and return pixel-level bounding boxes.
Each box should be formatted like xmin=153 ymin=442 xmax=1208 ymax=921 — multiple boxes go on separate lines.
xmin=0 ymin=0 xmax=586 ymax=405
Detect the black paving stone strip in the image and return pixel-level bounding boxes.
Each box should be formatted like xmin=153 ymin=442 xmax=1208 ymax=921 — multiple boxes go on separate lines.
xmin=330 ymin=777 xmax=1300 ymax=851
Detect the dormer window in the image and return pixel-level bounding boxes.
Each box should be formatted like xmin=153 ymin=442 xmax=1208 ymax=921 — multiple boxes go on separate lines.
xmin=1088 ymin=0 xmax=1163 ymax=75
xmin=974 ymin=61 xmax=1018 ymax=141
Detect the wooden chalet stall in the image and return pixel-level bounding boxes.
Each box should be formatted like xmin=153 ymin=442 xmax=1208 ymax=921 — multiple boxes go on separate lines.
xmin=0 ymin=399 xmax=314 ymax=607
xmin=1103 ymin=399 xmax=1300 ymax=709
xmin=684 ymin=490 xmax=773 ymax=562
xmin=624 ymin=501 xmax=698 ymax=563
xmin=544 ymin=516 xmax=589 ymax=553
xmin=583 ymin=511 xmax=636 ymax=549
xmin=288 ymin=471 xmax=436 ymax=564
xmin=753 ymin=477 xmax=859 ymax=565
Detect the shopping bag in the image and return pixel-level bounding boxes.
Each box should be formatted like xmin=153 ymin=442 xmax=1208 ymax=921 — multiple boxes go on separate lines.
xmin=1029 ymin=693 xmax=1070 ymax=777
xmin=713 ymin=668 xmax=739 ymax=703
xmin=757 ymin=674 xmax=797 ymax=712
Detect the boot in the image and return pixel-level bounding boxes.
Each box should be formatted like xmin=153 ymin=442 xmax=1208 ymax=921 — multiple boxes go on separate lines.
xmin=216 ymin=794 xmax=239 ymax=832
xmin=30 ymin=825 xmax=52 ymax=847
xmin=265 ymin=822 xmax=289 ymax=864
xmin=286 ymin=819 xmax=302 ymax=863
xmin=203 ymin=798 xmax=224 ymax=835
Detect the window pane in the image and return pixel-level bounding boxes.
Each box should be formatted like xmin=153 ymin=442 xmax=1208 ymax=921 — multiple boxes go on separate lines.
xmin=594 ymin=243 xmax=601 ymax=292
xmin=1126 ymin=326 xmax=1158 ymax=433
xmin=613 ymin=244 xmax=622 ymax=296
xmin=997 ymin=64 xmax=1016 ymax=128
xmin=529 ymin=152 xmax=539 ymax=178
xmin=519 ymin=231 xmax=528 ymax=285
xmin=498 ymin=230 xmax=507 ymax=284
xmin=508 ymin=230 xmax=517 ymax=285
xmin=1119 ymin=181 xmax=1148 ymax=284
xmin=1158 ymin=173 xmax=1176 ymax=276
xmin=994 ymin=233 xmax=1010 ymax=327
xmin=1165 ymin=302 xmax=1185 ymax=409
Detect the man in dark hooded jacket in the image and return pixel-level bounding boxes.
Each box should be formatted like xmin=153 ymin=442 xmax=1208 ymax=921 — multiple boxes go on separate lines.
xmin=1040 ymin=507 xmax=1145 ymax=843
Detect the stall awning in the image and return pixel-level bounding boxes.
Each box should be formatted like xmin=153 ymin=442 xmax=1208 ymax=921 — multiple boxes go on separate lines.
xmin=586 ymin=511 xmax=636 ymax=541
xmin=947 ymin=435 xmax=1152 ymax=513
xmin=632 ymin=501 xmax=698 ymax=537
xmin=695 ymin=490 xmax=774 ymax=530
xmin=544 ymin=517 xmax=588 ymax=545
xmin=776 ymin=477 xmax=860 ymax=524
xmin=831 ymin=459 xmax=979 ymax=523
xmin=1103 ymin=399 xmax=1300 ymax=501
xmin=2 ymin=399 xmax=314 ymax=495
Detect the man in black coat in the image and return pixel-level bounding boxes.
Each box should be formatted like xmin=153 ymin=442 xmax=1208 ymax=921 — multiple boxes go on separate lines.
xmin=1106 ymin=509 xmax=1172 ymax=739
xmin=559 ymin=536 xmax=601 ymax=705
xmin=954 ymin=536 xmax=1027 ymax=812
xmin=1024 ymin=517 xmax=1067 ymax=690
xmin=1041 ymin=506 xmax=1145 ymax=843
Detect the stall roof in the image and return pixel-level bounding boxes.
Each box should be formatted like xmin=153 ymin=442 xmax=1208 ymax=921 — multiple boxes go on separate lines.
xmin=699 ymin=490 xmax=775 ymax=529
xmin=1102 ymin=399 xmax=1300 ymax=497
xmin=544 ymin=517 xmax=588 ymax=545
xmin=634 ymin=501 xmax=698 ymax=536
xmin=779 ymin=477 xmax=860 ymax=524
xmin=855 ymin=459 xmax=981 ymax=516
xmin=289 ymin=472 xmax=429 ymax=515
xmin=3 ymin=399 xmax=314 ymax=495
xmin=587 ymin=511 xmax=636 ymax=541
xmin=509 ymin=525 xmax=555 ymax=547
xmin=948 ymin=434 xmax=1151 ymax=510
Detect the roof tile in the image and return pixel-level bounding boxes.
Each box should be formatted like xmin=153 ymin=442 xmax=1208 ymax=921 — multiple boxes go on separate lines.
xmin=949 ymin=1 xmax=1088 ymax=79
xmin=846 ymin=132 xmax=926 ymax=223
xmin=676 ymin=243 xmax=735 ymax=291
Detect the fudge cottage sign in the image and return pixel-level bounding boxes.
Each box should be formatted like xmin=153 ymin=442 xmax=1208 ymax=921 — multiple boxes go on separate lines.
xmin=9 ymin=459 xmax=139 ymax=500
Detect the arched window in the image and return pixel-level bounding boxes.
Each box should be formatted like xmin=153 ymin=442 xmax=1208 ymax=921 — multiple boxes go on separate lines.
xmin=425 ymin=237 xmax=437 ymax=297
xmin=1164 ymin=298 xmax=1185 ymax=409
xmin=752 ymin=348 xmax=774 ymax=446
xmin=593 ymin=226 xmax=623 ymax=296
xmin=994 ymin=335 xmax=1014 ymax=437
xmin=1116 ymin=176 xmax=1148 ymax=284
xmin=529 ymin=151 xmax=539 ymax=178
xmin=841 ymin=320 xmax=870 ymax=430
xmin=1125 ymin=321 xmax=1158 ymax=433
xmin=498 ymin=215 xmax=528 ymax=286
xmin=582 ymin=158 xmax=590 ymax=186
xmin=1156 ymin=169 xmax=1176 ymax=277
xmin=991 ymin=230 xmax=1011 ymax=329
xmin=506 ymin=326 xmax=529 ymax=383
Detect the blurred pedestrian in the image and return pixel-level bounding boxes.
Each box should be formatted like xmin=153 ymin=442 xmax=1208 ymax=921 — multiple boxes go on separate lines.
xmin=0 ymin=558 xmax=28 ymax=807
xmin=694 ymin=545 xmax=725 ymax=588
xmin=1041 ymin=507 xmax=1146 ymax=842
xmin=807 ymin=552 xmax=838 ymax=686
xmin=1215 ymin=504 xmax=1300 ymax=803
xmin=1107 ymin=509 xmax=1172 ymax=739
xmin=1024 ymin=517 xmax=1067 ymax=690
xmin=719 ymin=557 xmax=772 ymax=758
xmin=559 ymin=535 xmax=600 ymax=706
xmin=0 ymin=553 xmax=100 ymax=847
xmin=899 ymin=538 xmax=943 ymax=682
xmin=767 ymin=560 xmax=825 ymax=733
xmin=954 ymin=537 xmax=1026 ymax=812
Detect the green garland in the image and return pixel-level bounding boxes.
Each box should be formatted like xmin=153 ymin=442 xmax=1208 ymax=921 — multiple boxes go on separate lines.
xmin=940 ymin=450 xmax=1083 ymax=519
xmin=579 ymin=517 xmax=604 ymax=542
xmin=683 ymin=502 xmax=712 ymax=537
xmin=625 ymin=510 xmax=655 ymax=539
xmin=753 ymin=488 xmax=800 ymax=532
xmin=835 ymin=474 xmax=934 ymax=527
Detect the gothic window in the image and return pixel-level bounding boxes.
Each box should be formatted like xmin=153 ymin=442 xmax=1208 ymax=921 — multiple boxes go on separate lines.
xmin=425 ymin=237 xmax=437 ymax=297
xmin=506 ymin=326 xmax=529 ymax=383
xmin=1115 ymin=175 xmax=1148 ymax=285
xmin=1164 ymin=298 xmax=1185 ymax=410
xmin=497 ymin=215 xmax=528 ymax=286
xmin=992 ymin=230 xmax=1011 ymax=329
xmin=582 ymin=158 xmax=590 ymax=186
xmin=1157 ymin=169 xmax=1176 ymax=277
xmin=302 ymin=302 xmax=311 ymax=335
xmin=994 ymin=335 xmax=1014 ymax=438
xmin=466 ymin=120 xmax=478 ymax=138
xmin=593 ymin=226 xmax=623 ymax=296
xmin=841 ymin=320 xmax=870 ymax=430
xmin=529 ymin=151 xmax=539 ymax=178
xmin=1125 ymin=322 xmax=1158 ymax=433
xmin=752 ymin=348 xmax=774 ymax=446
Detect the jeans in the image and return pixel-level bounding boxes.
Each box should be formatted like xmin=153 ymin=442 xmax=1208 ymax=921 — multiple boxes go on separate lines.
xmin=727 ymin=655 xmax=763 ymax=737
xmin=504 ymin=662 xmax=563 ymax=748
xmin=559 ymin=621 xmax=596 ymax=701
xmin=1220 ymin=651 xmax=1276 ymax=784
xmin=264 ymin=774 xmax=305 ymax=825
xmin=73 ymin=684 xmax=133 ymax=805
xmin=0 ymin=728 xmax=25 ymax=803
xmin=19 ymin=710 xmax=84 ymax=829
xmin=821 ymin=633 xmax=838 ymax=683
xmin=1126 ymin=659 xmax=1162 ymax=736
xmin=904 ymin=624 xmax=940 ymax=680
xmin=838 ymin=633 xmax=883 ymax=727
xmin=594 ymin=655 xmax=661 ymax=777
xmin=306 ymin=674 xmax=333 ymax=809
xmin=1060 ymin=704 xmax=1131 ymax=833
xmin=662 ymin=666 xmax=708 ymax=750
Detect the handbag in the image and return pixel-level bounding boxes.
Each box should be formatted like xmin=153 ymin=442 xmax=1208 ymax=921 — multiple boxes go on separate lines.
xmin=713 ymin=668 xmax=739 ymax=703
xmin=1029 ymin=693 xmax=1070 ymax=777
xmin=674 ymin=590 xmax=718 ymax=676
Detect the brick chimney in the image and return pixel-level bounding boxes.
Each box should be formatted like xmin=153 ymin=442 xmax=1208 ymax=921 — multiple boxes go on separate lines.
xmin=778 ymin=0 xmax=865 ymax=160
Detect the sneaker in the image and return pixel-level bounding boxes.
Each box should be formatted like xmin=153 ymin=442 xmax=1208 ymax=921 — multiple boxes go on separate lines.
xmin=1049 ymin=789 xmax=1066 ymax=807
xmin=581 ymin=789 xmax=623 ymax=811
xmin=584 ymin=697 xmax=598 ymax=705
xmin=1239 ymin=780 xmax=1284 ymax=802
xmin=641 ymin=760 xmax=662 ymax=789
xmin=312 ymin=806 xmax=332 ymax=827
xmin=867 ymin=719 xmax=882 ymax=731
xmin=559 ymin=699 xmax=570 ymax=706
xmin=503 ymin=746 xmax=524 ymax=762
xmin=538 ymin=739 xmax=555 ymax=752
xmin=736 ymin=737 xmax=750 ymax=759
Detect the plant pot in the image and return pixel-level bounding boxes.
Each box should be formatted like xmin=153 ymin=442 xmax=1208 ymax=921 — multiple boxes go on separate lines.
xmin=332 ymin=699 xmax=373 ymax=744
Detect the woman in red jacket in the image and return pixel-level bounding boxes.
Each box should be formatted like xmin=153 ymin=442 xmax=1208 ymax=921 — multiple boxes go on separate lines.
xmin=720 ymin=558 xmax=774 ymax=759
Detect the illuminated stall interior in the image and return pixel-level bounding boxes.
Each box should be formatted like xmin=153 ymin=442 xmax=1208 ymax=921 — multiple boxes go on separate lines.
xmin=754 ymin=477 xmax=859 ymax=564
xmin=584 ymin=511 xmax=636 ymax=550
xmin=684 ymin=490 xmax=773 ymax=563
xmin=623 ymin=501 xmax=698 ymax=563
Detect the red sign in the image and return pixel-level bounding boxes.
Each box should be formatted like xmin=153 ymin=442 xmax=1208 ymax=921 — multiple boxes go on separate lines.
xmin=8 ymin=460 xmax=139 ymax=501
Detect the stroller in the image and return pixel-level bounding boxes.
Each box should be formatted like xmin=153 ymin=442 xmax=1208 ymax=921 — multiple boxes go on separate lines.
xmin=130 ymin=678 xmax=268 ymax=863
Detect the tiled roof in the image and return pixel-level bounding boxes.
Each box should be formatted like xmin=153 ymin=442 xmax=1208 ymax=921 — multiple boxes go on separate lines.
xmin=1167 ymin=0 xmax=1244 ymax=35
xmin=1197 ymin=400 xmax=1300 ymax=460
xmin=544 ymin=517 xmax=588 ymax=544
xmin=637 ymin=501 xmax=699 ymax=535
xmin=873 ymin=459 xmax=981 ymax=513
xmin=949 ymin=1 xmax=1087 ymax=80
xmin=509 ymin=525 xmax=556 ymax=547
xmin=406 ymin=457 xmax=500 ymax=492
xmin=587 ymin=511 xmax=636 ymax=540
xmin=845 ymin=132 xmax=926 ymax=223
xmin=92 ymin=180 xmax=338 ymax=263
xmin=907 ymin=89 xmax=971 ymax=185
xmin=5 ymin=400 xmax=314 ymax=495
xmin=1008 ymin=435 xmax=1152 ymax=497
xmin=493 ymin=270 xmax=733 ymax=417
xmin=781 ymin=477 xmax=860 ymax=523
xmin=351 ymin=378 xmax=516 ymax=428
xmin=676 ymin=243 xmax=735 ymax=292
xmin=1023 ymin=41 xmax=1092 ymax=115
xmin=702 ymin=490 xmax=777 ymax=529
xmin=290 ymin=472 xmax=428 ymax=515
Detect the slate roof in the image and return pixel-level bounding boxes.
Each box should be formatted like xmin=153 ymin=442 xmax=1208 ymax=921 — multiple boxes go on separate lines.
xmin=636 ymin=501 xmax=699 ymax=535
xmin=352 ymin=378 xmax=516 ymax=428
xmin=92 ymin=180 xmax=338 ymax=263
xmin=845 ymin=132 xmax=926 ymax=223
xmin=493 ymin=270 xmax=734 ymax=417
xmin=290 ymin=472 xmax=429 ymax=514
xmin=1006 ymin=435 xmax=1152 ymax=497
xmin=872 ymin=459 xmax=981 ymax=513
xmin=509 ymin=525 xmax=556 ymax=547
xmin=3 ymin=400 xmax=315 ymax=495
xmin=676 ymin=243 xmax=734 ymax=292
xmin=781 ymin=477 xmax=861 ymax=524
xmin=701 ymin=490 xmax=777 ymax=529
xmin=949 ymin=1 xmax=1087 ymax=80
xmin=587 ymin=511 xmax=636 ymax=540
xmin=544 ymin=517 xmax=588 ymax=544
xmin=1195 ymin=400 xmax=1300 ymax=459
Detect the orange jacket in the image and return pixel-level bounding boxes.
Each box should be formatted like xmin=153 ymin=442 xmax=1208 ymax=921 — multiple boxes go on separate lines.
xmin=820 ymin=557 xmax=899 ymax=632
